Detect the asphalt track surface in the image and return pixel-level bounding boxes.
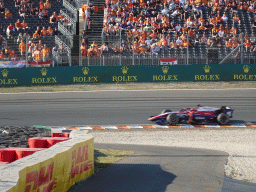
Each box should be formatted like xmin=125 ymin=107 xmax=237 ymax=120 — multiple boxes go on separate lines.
xmin=0 ymin=89 xmax=255 ymax=126
xmin=69 ymin=144 xmax=256 ymax=192
xmin=1 ymin=89 xmax=256 ymax=191
xmin=70 ymin=144 xmax=229 ymax=192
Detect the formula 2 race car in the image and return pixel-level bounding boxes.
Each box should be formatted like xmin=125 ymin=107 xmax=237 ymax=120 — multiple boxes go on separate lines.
xmin=148 ymin=105 xmax=234 ymax=125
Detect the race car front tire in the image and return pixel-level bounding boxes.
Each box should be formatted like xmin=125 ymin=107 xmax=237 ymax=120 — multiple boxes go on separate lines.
xmin=167 ymin=114 xmax=179 ymax=125
xmin=217 ymin=113 xmax=229 ymax=125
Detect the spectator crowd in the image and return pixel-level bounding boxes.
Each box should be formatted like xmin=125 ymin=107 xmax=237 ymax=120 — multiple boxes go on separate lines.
xmin=0 ymin=0 xmax=65 ymax=62
xmin=81 ymin=0 xmax=256 ymax=58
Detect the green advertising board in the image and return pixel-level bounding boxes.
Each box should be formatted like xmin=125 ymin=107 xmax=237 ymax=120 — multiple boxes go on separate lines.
xmin=0 ymin=64 xmax=255 ymax=87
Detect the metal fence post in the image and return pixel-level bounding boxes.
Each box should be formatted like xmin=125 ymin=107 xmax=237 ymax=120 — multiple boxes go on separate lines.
xmin=132 ymin=34 xmax=134 ymax=65
xmin=79 ymin=35 xmax=82 ymax=66
xmin=25 ymin=35 xmax=28 ymax=67
xmin=241 ymin=33 xmax=243 ymax=64
xmin=187 ymin=33 xmax=189 ymax=65
xmin=119 ymin=29 xmax=121 ymax=65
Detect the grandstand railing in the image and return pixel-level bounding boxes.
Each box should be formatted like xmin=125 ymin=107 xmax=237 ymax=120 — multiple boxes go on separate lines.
xmin=0 ymin=34 xmax=256 ymax=68
xmin=63 ymin=0 xmax=78 ymax=22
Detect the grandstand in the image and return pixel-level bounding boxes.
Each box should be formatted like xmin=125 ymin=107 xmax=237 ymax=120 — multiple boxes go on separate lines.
xmin=0 ymin=0 xmax=256 ymax=67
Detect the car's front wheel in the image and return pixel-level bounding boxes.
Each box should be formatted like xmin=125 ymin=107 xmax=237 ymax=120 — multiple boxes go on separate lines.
xmin=217 ymin=113 xmax=229 ymax=125
xmin=167 ymin=114 xmax=179 ymax=125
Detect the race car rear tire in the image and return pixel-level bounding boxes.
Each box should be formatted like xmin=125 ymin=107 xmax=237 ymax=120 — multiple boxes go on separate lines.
xmin=167 ymin=114 xmax=179 ymax=125
xmin=217 ymin=113 xmax=229 ymax=125
xmin=161 ymin=109 xmax=172 ymax=114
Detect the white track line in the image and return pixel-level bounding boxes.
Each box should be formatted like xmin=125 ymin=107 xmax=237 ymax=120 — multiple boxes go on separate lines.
xmin=1 ymin=88 xmax=256 ymax=94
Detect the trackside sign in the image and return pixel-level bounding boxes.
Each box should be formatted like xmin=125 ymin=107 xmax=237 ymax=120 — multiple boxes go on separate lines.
xmin=0 ymin=64 xmax=255 ymax=87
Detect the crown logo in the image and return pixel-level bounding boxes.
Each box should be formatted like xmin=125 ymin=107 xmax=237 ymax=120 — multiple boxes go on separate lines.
xmin=121 ymin=66 xmax=128 ymax=75
xmin=40 ymin=68 xmax=48 ymax=76
xmin=204 ymin=65 xmax=210 ymax=73
xmin=1 ymin=69 xmax=8 ymax=78
xmin=162 ymin=66 xmax=169 ymax=74
xmin=243 ymin=65 xmax=250 ymax=73
xmin=82 ymin=67 xmax=89 ymax=75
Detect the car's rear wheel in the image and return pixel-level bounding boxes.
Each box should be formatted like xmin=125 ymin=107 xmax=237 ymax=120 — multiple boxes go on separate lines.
xmin=161 ymin=109 xmax=172 ymax=114
xmin=167 ymin=114 xmax=179 ymax=125
xmin=217 ymin=113 xmax=229 ymax=125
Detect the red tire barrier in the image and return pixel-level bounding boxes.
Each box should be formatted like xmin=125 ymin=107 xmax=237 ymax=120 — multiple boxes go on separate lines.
xmin=47 ymin=137 xmax=70 ymax=148
xmin=0 ymin=148 xmax=16 ymax=163
xmin=13 ymin=148 xmax=45 ymax=159
xmin=52 ymin=133 xmax=70 ymax=138
xmin=28 ymin=137 xmax=48 ymax=148
xmin=1 ymin=136 xmax=70 ymax=165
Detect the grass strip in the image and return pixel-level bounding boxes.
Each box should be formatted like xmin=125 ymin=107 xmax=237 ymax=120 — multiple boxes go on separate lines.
xmin=0 ymin=82 xmax=255 ymax=93
xmin=94 ymin=148 xmax=134 ymax=173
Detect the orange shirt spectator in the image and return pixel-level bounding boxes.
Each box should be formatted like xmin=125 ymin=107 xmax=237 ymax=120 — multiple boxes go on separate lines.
xmin=90 ymin=41 xmax=98 ymax=48
xmin=244 ymin=40 xmax=251 ymax=47
xmin=19 ymin=41 xmax=26 ymax=52
xmin=188 ymin=29 xmax=195 ymax=37
xmin=44 ymin=0 xmax=51 ymax=9
xmin=198 ymin=16 xmax=205 ymax=24
xmin=244 ymin=34 xmax=250 ymax=42
xmin=47 ymin=27 xmax=53 ymax=36
xmin=0 ymin=51 xmax=4 ymax=59
xmin=226 ymin=39 xmax=233 ymax=48
xmin=39 ymin=1 xmax=44 ymax=10
xmin=21 ymin=20 xmax=28 ymax=28
xmin=133 ymin=43 xmax=140 ymax=54
xmin=41 ymin=27 xmax=47 ymax=36
xmin=242 ymin=2 xmax=248 ymax=10
xmin=42 ymin=45 xmax=50 ymax=60
xmin=33 ymin=31 xmax=40 ymax=38
xmin=232 ymin=41 xmax=239 ymax=48
xmin=170 ymin=41 xmax=177 ymax=48
xmin=199 ymin=23 xmax=206 ymax=30
xmin=150 ymin=32 xmax=157 ymax=40
xmin=182 ymin=24 xmax=188 ymax=32
xmin=182 ymin=40 xmax=191 ymax=47
xmin=139 ymin=46 xmax=146 ymax=54
xmin=233 ymin=14 xmax=240 ymax=22
xmin=82 ymin=4 xmax=87 ymax=12
xmin=33 ymin=49 xmax=42 ymax=61
xmin=231 ymin=35 xmax=238 ymax=42
xmin=224 ymin=26 xmax=229 ymax=34
xmin=210 ymin=17 xmax=217 ymax=25
xmin=15 ymin=20 xmax=22 ymax=29
xmin=212 ymin=25 xmax=219 ymax=34
xmin=80 ymin=43 xmax=87 ymax=57
xmin=216 ymin=15 xmax=222 ymax=23
xmin=230 ymin=27 xmax=237 ymax=35
xmin=5 ymin=9 xmax=12 ymax=19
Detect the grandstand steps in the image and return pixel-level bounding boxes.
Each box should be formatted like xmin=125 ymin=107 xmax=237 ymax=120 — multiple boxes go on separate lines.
xmin=86 ymin=0 xmax=104 ymax=46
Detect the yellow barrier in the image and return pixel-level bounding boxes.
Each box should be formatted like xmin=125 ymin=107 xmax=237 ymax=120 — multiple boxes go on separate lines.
xmin=6 ymin=138 xmax=94 ymax=192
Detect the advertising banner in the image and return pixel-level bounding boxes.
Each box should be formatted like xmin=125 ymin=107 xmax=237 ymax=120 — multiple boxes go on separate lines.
xmin=160 ymin=57 xmax=178 ymax=65
xmin=0 ymin=64 xmax=255 ymax=87
xmin=7 ymin=138 xmax=94 ymax=192
xmin=0 ymin=60 xmax=25 ymax=68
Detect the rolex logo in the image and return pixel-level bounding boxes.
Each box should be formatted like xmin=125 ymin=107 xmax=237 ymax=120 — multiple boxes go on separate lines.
xmin=82 ymin=67 xmax=89 ymax=75
xmin=243 ymin=65 xmax=250 ymax=73
xmin=1 ymin=69 xmax=8 ymax=78
xmin=121 ymin=66 xmax=128 ymax=75
xmin=40 ymin=68 xmax=48 ymax=76
xmin=204 ymin=65 xmax=210 ymax=73
xmin=162 ymin=66 xmax=169 ymax=74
